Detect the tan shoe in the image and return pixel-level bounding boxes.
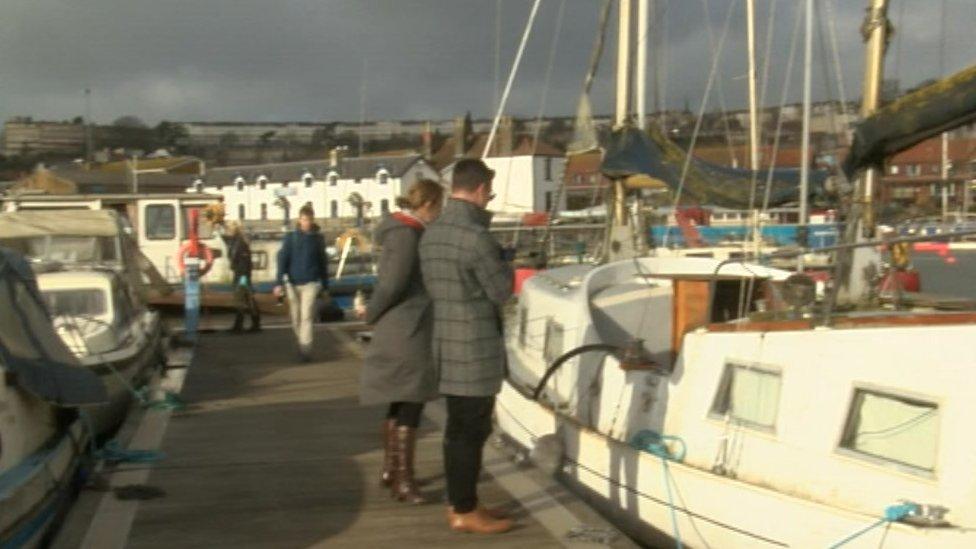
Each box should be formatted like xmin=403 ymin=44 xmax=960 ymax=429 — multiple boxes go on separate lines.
xmin=447 ymin=507 xmax=513 ymax=534
xmin=446 ymin=505 xmax=508 ymax=520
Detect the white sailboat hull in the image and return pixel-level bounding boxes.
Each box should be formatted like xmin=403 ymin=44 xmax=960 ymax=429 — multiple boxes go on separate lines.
xmin=497 ymin=383 xmax=973 ymax=548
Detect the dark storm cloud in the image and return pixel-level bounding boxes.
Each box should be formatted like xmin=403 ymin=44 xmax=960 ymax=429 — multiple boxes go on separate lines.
xmin=1 ymin=0 xmax=973 ymax=125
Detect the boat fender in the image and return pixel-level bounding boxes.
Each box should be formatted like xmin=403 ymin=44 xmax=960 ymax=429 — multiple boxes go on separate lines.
xmin=175 ymin=241 xmax=214 ymax=277
xmin=530 ymin=434 xmax=565 ymax=476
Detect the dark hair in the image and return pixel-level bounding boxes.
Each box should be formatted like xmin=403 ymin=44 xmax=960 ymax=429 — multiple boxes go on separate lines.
xmin=452 ymin=158 xmax=494 ymax=193
xmin=395 ymin=178 xmax=445 ymax=210
xmin=298 ymin=203 xmax=314 ymax=218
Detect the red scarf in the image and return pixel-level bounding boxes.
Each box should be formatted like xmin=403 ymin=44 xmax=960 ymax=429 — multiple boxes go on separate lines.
xmin=391 ymin=211 xmax=425 ymax=231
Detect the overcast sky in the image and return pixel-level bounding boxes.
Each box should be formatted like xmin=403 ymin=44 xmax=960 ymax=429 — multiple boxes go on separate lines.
xmin=1 ymin=0 xmax=973 ymax=126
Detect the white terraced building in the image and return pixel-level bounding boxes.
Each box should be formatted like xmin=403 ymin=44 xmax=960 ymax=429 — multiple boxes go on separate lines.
xmin=187 ymin=154 xmax=440 ymax=222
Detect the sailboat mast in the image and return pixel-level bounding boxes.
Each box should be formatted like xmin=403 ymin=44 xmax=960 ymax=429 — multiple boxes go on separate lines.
xmin=858 ymin=0 xmax=889 ymax=234
xmin=636 ymin=0 xmax=648 ymax=131
xmin=746 ymin=0 xmax=760 ymax=171
xmin=799 ymin=0 xmax=813 ymax=230
xmin=615 ymin=0 xmax=633 ymax=128
xmin=612 ymin=0 xmax=633 ymax=229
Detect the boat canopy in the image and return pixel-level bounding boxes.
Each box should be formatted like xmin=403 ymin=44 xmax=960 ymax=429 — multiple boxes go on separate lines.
xmin=0 ymin=209 xmax=121 ymax=238
xmin=0 ymin=249 xmax=107 ymax=406
xmin=844 ymin=64 xmax=976 ymax=177
xmin=602 ymin=126 xmax=829 ymax=209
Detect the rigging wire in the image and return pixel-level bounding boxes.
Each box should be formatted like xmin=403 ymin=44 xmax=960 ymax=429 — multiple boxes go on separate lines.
xmin=662 ymin=0 xmax=737 ymax=249
xmin=483 ymin=0 xmax=542 ymax=160
xmin=823 ymin=0 xmax=850 ymax=125
xmin=533 ymin=0 xmax=568 ymax=258
xmin=814 ymin=0 xmax=841 ymax=139
xmin=761 ymin=5 xmax=805 ymax=214
xmin=699 ymin=0 xmax=740 ymax=167
xmin=893 ymin=0 xmax=905 ymax=85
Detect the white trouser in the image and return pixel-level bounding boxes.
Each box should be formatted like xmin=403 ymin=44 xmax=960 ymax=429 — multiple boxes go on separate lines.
xmin=286 ymin=282 xmax=321 ymax=355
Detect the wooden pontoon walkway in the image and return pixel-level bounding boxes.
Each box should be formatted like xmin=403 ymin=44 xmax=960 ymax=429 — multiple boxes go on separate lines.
xmin=58 ymin=322 xmax=634 ymax=548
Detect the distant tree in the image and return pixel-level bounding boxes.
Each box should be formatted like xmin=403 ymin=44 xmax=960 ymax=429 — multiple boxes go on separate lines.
xmin=154 ymin=121 xmax=189 ymax=149
xmin=113 ymin=115 xmax=147 ymax=129
xmin=311 ymin=127 xmax=332 ymax=149
xmin=218 ymin=132 xmax=240 ymax=148
xmin=71 ymin=116 xmax=84 ymax=125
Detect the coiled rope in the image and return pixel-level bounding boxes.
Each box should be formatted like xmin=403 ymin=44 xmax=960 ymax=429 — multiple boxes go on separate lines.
xmin=631 ymin=430 xmax=688 ymax=549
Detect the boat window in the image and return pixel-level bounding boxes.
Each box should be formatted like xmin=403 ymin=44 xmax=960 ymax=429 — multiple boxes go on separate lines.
xmin=543 ymin=318 xmax=564 ymax=364
xmin=840 ymin=389 xmax=939 ymax=472
xmin=43 ymin=289 xmax=107 ymax=317
xmin=711 ymin=362 xmax=782 ymax=430
xmin=145 ymin=204 xmax=176 ymax=240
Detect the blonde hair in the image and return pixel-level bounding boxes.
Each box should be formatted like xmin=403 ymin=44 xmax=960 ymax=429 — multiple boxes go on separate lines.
xmin=395 ymin=179 xmax=444 ymax=211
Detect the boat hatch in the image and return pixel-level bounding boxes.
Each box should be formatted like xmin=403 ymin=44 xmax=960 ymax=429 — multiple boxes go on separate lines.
xmin=672 ymin=276 xmax=766 ymax=360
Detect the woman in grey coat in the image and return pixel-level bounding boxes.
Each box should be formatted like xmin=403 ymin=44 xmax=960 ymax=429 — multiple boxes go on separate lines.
xmin=359 ymin=179 xmax=444 ymax=504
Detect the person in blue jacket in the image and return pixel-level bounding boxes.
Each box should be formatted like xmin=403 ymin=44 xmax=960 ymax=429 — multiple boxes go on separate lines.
xmin=273 ymin=203 xmax=329 ymax=361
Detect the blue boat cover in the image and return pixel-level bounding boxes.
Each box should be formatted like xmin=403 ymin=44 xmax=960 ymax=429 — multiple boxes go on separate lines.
xmin=601 ymin=126 xmax=829 ymax=208
xmin=0 ymin=248 xmax=107 ymax=406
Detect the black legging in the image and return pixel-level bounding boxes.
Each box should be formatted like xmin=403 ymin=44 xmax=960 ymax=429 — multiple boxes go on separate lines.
xmin=386 ymin=401 xmax=424 ymax=428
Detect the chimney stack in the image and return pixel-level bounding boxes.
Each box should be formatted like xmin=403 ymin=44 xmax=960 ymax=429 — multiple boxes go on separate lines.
xmin=497 ymin=116 xmax=514 ymax=157
xmin=453 ymin=116 xmax=468 ymax=158
xmin=422 ymin=121 xmax=432 ymax=159
xmin=329 ymin=146 xmax=346 ymax=168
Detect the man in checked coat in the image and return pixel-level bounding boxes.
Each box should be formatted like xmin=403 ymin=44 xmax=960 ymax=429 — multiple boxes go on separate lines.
xmin=419 ymin=158 xmax=514 ymax=534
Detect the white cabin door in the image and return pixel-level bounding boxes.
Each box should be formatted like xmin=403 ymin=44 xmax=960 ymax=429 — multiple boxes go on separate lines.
xmin=138 ymin=199 xmax=182 ymax=283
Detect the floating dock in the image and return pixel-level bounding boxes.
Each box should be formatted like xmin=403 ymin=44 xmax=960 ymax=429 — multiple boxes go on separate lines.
xmin=54 ymin=321 xmax=634 ymax=548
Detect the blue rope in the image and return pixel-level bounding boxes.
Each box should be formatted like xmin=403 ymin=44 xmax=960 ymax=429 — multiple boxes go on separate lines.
xmin=135 ymin=386 xmax=186 ymax=411
xmin=631 ymin=430 xmax=687 ymax=549
xmin=828 ymin=503 xmax=919 ymax=548
xmin=95 ymin=440 xmax=165 ymax=465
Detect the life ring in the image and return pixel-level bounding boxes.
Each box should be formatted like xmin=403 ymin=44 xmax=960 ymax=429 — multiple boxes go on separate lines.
xmin=176 ymin=241 xmax=214 ymax=277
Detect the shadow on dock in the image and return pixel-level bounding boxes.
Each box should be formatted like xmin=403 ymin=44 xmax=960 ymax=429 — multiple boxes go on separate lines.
xmin=110 ymin=324 xmax=573 ymax=548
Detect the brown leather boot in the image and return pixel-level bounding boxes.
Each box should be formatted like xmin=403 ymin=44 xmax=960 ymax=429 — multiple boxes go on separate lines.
xmin=447 ymin=507 xmax=514 ymax=534
xmin=380 ymin=418 xmax=397 ymax=487
xmin=392 ymin=425 xmax=426 ymax=504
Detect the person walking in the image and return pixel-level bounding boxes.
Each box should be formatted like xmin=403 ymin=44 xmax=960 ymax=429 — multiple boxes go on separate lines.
xmin=222 ymin=221 xmax=261 ymax=333
xmin=273 ymin=203 xmax=328 ymax=361
xmin=419 ymin=159 xmax=514 ymax=534
xmin=359 ymin=179 xmax=445 ymax=504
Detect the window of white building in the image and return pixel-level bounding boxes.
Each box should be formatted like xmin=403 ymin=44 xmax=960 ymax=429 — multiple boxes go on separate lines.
xmin=235 ymin=177 xmax=244 ymax=191
xmin=545 ymin=158 xmax=552 ymax=181
xmin=380 ymin=199 xmax=389 ymax=214
xmin=328 ymin=173 xmax=338 ymax=186
xmin=258 ymin=176 xmax=268 ymax=190
xmin=303 ymin=173 xmax=313 ymax=188
xmin=378 ymin=170 xmax=388 ymax=185
xmin=238 ymin=204 xmax=245 ymax=220
xmin=260 ymin=204 xmax=267 ymax=220
xmin=330 ymin=200 xmax=338 ymax=218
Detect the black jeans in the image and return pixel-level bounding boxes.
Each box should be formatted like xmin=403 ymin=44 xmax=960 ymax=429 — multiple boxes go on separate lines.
xmin=443 ymin=395 xmax=495 ymax=514
xmin=385 ymin=401 xmax=424 ymax=428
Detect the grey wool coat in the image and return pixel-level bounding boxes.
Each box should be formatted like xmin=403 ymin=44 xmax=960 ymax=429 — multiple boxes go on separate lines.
xmin=360 ymin=213 xmax=438 ymax=405
xmin=418 ymin=198 xmax=514 ymax=397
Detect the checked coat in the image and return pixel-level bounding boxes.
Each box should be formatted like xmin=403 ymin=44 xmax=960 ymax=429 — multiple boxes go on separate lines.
xmin=419 ymin=198 xmax=514 ymax=397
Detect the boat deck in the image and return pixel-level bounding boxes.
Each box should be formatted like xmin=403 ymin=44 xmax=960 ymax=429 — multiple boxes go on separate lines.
xmin=55 ymin=321 xmax=633 ymax=548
